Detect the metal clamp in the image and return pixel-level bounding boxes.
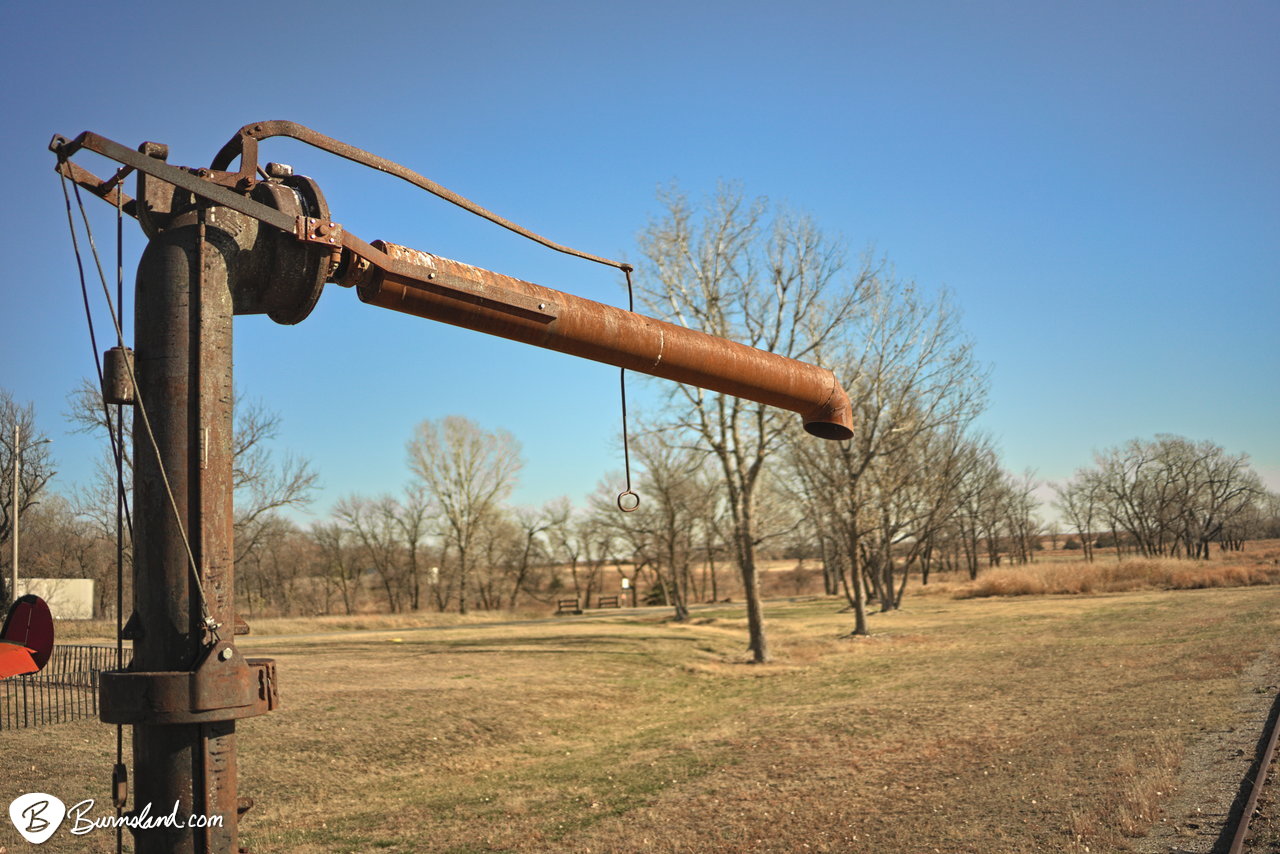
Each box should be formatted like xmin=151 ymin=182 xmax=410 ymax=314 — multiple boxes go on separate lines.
xmin=100 ymin=642 xmax=278 ymax=726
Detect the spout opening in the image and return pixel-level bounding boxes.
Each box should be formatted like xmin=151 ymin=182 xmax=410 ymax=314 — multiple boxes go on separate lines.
xmin=802 ymin=377 xmax=854 ymax=441
xmin=803 ymin=419 xmax=854 ymax=441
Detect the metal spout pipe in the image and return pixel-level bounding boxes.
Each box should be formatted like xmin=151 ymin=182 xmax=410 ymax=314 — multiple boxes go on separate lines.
xmin=345 ymin=242 xmax=854 ymax=440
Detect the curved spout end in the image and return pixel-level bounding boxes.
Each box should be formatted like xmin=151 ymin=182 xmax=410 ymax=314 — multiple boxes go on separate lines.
xmin=804 ymin=418 xmax=853 ymax=441
xmin=802 ymin=381 xmax=854 ymax=441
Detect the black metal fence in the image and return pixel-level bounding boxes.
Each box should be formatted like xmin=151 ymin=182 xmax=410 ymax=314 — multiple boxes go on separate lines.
xmin=1 ymin=644 xmax=117 ymax=731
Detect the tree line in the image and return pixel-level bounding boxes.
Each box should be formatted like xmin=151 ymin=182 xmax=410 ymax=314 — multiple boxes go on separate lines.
xmin=1053 ymin=435 xmax=1278 ymax=561
xmin=4 ymin=187 xmax=1277 ymax=661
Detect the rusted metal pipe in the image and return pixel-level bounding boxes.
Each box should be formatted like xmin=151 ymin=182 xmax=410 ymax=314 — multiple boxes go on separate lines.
xmin=129 ymin=211 xmax=240 ymax=852
xmin=340 ymin=241 xmax=854 ymax=440
xmin=53 ymin=130 xmax=855 ymax=440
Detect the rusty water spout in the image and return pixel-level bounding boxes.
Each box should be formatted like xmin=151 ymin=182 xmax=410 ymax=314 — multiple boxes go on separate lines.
xmin=50 ymin=123 xmax=855 ymax=854
xmin=338 ymin=241 xmax=855 ymax=441
xmin=52 ymin=128 xmax=855 ymax=442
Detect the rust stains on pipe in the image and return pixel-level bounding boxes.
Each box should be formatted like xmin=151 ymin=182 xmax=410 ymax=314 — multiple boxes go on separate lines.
xmin=345 ymin=241 xmax=853 ymax=440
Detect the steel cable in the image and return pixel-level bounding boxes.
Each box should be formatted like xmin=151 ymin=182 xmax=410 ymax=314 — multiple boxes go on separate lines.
xmin=60 ymin=173 xmax=220 ymax=642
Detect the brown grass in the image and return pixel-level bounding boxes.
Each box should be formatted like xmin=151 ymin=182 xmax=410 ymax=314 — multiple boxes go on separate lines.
xmin=5 ymin=585 xmax=1280 ymax=853
xmin=956 ymin=554 xmax=1280 ymax=599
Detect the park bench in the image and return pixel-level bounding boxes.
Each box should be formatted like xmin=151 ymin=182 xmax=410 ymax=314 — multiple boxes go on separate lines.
xmin=555 ymin=598 xmax=583 ymax=616
xmin=596 ymin=595 xmax=621 ymax=609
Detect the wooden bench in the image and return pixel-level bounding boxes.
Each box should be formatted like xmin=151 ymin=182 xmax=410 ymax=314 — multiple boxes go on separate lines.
xmin=596 ymin=595 xmax=621 ymax=609
xmin=555 ymin=598 xmax=582 ymax=616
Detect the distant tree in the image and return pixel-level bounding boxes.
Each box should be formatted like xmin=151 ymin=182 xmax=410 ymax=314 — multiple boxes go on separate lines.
xmin=1046 ymin=521 xmax=1061 ymax=551
xmin=66 ymin=380 xmax=317 ymax=574
xmin=783 ymin=273 xmax=988 ymax=631
xmin=589 ymin=435 xmax=715 ymax=621
xmin=1069 ymin=436 xmax=1265 ymax=559
xmin=334 ymin=494 xmax=408 ymax=612
xmin=406 ymin=415 xmax=523 ymax=614
xmin=505 ymin=503 xmax=558 ymax=609
xmin=1003 ymin=469 xmax=1042 ymax=565
xmin=1 ymin=388 xmax=57 ymax=605
xmin=310 ymin=520 xmax=361 ymax=615
xmin=1054 ymin=474 xmax=1100 ymax=562
xmin=391 ymin=484 xmax=434 ymax=610
xmin=231 ymin=399 xmax=319 ymax=567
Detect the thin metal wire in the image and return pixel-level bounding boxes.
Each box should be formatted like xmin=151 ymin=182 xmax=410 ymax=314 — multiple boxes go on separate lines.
xmin=63 ymin=175 xmax=220 ymax=639
xmin=113 ymin=189 xmax=127 ymax=846
xmin=59 ymin=172 xmax=132 ymax=842
xmin=215 ymin=121 xmax=635 ymax=273
xmin=114 ymin=188 xmax=124 ymax=671
xmin=617 ymin=269 xmax=639 ymax=512
xmin=58 ymin=176 xmax=134 ymax=535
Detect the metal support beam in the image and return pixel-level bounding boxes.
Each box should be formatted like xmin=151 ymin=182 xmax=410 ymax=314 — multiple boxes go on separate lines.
xmin=128 ymin=209 xmax=239 ymax=852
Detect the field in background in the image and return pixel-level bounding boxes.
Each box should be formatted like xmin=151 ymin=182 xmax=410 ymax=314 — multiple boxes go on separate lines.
xmin=46 ymin=540 xmax=1280 ymax=643
xmin=5 ymin=582 xmax=1280 ymax=853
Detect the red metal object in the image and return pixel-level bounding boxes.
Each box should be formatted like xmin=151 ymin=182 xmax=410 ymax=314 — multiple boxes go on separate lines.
xmin=0 ymin=642 xmax=39 ymax=678
xmin=0 ymin=594 xmax=54 ymax=671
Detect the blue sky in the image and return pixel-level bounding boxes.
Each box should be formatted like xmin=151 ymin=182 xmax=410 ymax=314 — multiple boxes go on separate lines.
xmin=1 ymin=0 xmax=1276 ymax=521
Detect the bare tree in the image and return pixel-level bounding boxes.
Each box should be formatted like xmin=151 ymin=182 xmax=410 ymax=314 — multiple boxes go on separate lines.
xmin=392 ymin=484 xmax=434 ymax=610
xmin=1053 ymin=473 xmax=1101 ymax=562
xmin=635 ymin=184 xmax=870 ymax=661
xmin=406 ymin=415 xmax=523 ymax=614
xmin=504 ymin=503 xmax=556 ymax=609
xmin=232 ymin=399 xmax=319 ymax=567
xmin=311 ymin=520 xmax=362 ymax=615
xmin=782 ymin=277 xmax=986 ymax=631
xmin=546 ymin=497 xmax=612 ymax=610
xmin=237 ymin=518 xmax=317 ymax=617
xmin=19 ymin=495 xmax=116 ymax=617
xmin=1 ymin=389 xmax=57 ymax=605
xmin=66 ymin=379 xmax=317 ymax=573
xmin=334 ymin=494 xmax=409 ymax=612
xmin=1076 ymin=435 xmax=1266 ymax=559
xmin=589 ymin=436 xmax=716 ymax=620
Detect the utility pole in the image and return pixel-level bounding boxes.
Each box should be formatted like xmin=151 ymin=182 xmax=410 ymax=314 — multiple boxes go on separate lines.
xmin=9 ymin=421 xmax=16 ymax=606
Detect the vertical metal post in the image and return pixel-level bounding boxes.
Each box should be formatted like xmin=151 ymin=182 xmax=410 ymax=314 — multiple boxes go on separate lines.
xmin=10 ymin=421 xmax=17 ymax=605
xmin=131 ymin=207 xmax=238 ymax=853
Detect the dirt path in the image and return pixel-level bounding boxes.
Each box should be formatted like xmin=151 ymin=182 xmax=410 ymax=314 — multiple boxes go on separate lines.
xmin=1133 ymin=642 xmax=1280 ymax=853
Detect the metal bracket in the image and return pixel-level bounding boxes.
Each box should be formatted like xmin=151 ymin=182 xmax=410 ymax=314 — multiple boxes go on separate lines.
xmin=100 ymin=642 xmax=278 ymax=726
xmin=295 ymin=216 xmax=344 ymax=246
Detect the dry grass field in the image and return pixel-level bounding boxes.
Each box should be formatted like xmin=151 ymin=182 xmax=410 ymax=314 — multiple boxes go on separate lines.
xmin=5 ymin=565 xmax=1280 ymax=853
xmin=954 ymin=540 xmax=1280 ymax=600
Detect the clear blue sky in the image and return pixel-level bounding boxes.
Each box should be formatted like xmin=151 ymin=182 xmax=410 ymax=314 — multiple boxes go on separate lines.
xmin=2 ymin=0 xmax=1276 ymax=521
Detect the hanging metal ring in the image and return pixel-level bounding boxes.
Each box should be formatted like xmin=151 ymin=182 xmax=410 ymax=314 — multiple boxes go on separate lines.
xmin=617 ymin=490 xmax=640 ymax=513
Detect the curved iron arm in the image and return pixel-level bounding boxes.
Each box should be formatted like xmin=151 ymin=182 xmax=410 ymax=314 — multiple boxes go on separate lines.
xmin=211 ymin=120 xmax=631 ymax=271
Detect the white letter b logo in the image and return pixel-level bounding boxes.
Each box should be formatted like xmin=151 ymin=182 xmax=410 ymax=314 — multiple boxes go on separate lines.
xmin=9 ymin=793 xmax=66 ymax=844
